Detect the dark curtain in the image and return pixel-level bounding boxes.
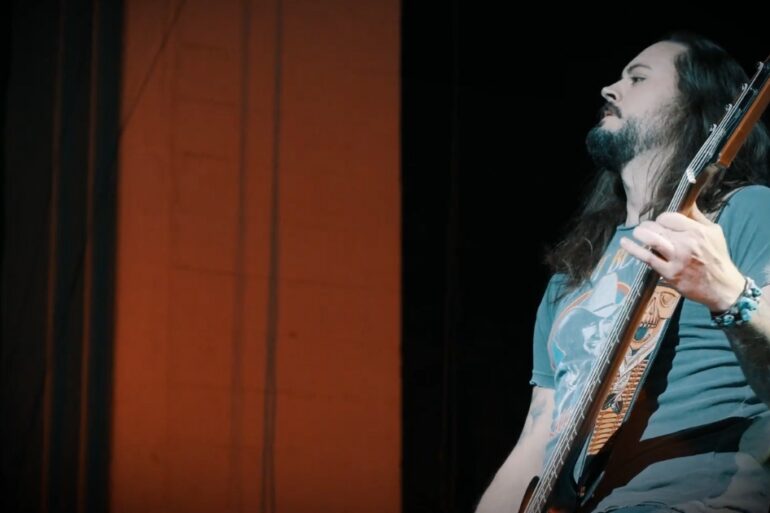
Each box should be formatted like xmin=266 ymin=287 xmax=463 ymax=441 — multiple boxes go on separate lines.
xmin=1 ymin=1 xmax=122 ymax=512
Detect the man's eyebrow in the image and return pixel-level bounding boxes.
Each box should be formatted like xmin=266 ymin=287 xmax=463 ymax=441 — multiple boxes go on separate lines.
xmin=622 ymin=63 xmax=652 ymax=77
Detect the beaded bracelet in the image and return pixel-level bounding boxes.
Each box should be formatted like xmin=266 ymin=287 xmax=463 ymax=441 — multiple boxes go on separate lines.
xmin=710 ymin=276 xmax=763 ymax=328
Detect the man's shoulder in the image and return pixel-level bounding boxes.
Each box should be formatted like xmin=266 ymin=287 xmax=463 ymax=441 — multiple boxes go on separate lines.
xmin=725 ymin=184 xmax=770 ymax=204
xmin=719 ymin=184 xmax=770 ymax=221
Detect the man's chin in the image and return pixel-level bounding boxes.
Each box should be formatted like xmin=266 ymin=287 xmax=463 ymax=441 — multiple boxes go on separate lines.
xmin=585 ymin=127 xmax=632 ymax=173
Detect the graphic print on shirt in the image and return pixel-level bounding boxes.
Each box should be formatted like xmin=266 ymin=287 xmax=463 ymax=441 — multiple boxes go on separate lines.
xmin=547 ymin=246 xmax=635 ymax=435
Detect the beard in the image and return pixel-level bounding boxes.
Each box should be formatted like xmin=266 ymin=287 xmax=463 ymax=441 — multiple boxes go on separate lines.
xmin=585 ymin=108 xmax=675 ymax=173
xmin=585 ymin=120 xmax=639 ymax=172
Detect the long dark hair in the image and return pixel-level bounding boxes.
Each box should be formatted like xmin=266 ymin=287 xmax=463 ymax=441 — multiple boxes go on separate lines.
xmin=545 ymin=32 xmax=770 ymax=291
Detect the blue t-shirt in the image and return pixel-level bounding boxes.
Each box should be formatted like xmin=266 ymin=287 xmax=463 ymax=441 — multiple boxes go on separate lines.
xmin=531 ymin=185 xmax=770 ymax=512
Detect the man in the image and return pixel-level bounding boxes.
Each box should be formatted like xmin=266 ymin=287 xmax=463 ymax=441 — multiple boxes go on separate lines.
xmin=476 ymin=33 xmax=770 ymax=513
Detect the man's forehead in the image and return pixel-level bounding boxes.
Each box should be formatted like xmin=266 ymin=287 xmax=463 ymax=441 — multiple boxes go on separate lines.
xmin=622 ymin=63 xmax=652 ymax=76
xmin=623 ymin=41 xmax=687 ymax=75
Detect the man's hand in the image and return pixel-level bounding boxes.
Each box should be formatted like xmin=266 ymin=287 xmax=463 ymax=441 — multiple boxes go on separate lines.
xmin=619 ymin=203 xmax=745 ymax=312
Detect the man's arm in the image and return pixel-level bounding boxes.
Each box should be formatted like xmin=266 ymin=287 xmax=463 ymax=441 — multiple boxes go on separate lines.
xmin=475 ymin=386 xmax=554 ymax=513
xmin=721 ymin=284 xmax=770 ymax=406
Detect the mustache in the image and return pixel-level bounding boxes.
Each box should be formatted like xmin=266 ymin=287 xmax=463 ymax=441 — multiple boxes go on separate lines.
xmin=599 ymin=103 xmax=621 ymax=120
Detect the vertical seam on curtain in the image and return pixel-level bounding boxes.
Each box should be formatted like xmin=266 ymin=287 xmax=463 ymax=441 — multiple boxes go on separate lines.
xmin=229 ymin=0 xmax=253 ymax=510
xmin=441 ymin=0 xmax=462 ymax=510
xmin=76 ymin=0 xmax=99 ymax=511
xmin=261 ymin=0 xmax=284 ymax=511
xmin=42 ymin=1 xmax=68 ymax=510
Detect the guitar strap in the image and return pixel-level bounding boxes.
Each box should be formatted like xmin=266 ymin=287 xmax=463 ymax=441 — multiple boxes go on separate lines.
xmin=577 ymin=189 xmax=741 ymax=493
xmin=584 ymin=280 xmax=681 ymax=458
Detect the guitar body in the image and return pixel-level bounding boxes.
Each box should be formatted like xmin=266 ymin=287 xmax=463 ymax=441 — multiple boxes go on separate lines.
xmin=517 ymin=485 xmax=573 ymax=513
xmin=517 ymin=474 xmax=572 ymax=513
xmin=517 ymin=477 xmax=539 ymax=513
xmin=518 ymin=442 xmax=612 ymax=513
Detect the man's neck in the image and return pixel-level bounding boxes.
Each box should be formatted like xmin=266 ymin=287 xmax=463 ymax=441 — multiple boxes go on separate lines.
xmin=621 ymin=147 xmax=672 ymax=226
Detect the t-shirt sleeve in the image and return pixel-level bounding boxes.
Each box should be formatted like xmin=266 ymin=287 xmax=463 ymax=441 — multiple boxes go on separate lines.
xmin=530 ymin=275 xmax=562 ymax=389
xmin=718 ymin=185 xmax=770 ymax=289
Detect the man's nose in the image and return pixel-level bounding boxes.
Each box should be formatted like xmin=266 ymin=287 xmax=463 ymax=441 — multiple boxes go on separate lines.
xmin=601 ymin=82 xmax=620 ymax=103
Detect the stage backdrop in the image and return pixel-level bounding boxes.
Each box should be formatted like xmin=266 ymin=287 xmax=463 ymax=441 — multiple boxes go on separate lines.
xmin=112 ymin=1 xmax=400 ymax=512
